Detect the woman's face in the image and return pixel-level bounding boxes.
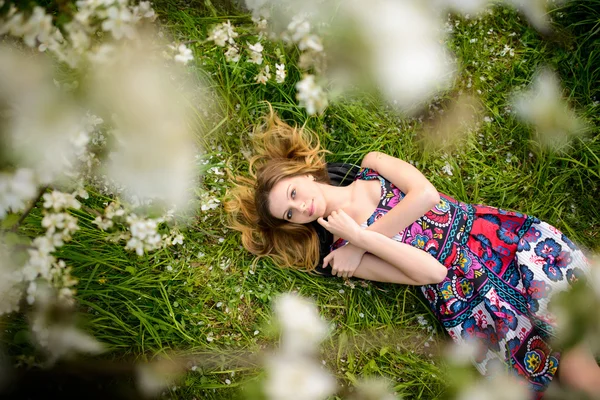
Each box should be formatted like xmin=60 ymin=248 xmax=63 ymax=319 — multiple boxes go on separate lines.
xmin=268 ymin=175 xmax=325 ymax=224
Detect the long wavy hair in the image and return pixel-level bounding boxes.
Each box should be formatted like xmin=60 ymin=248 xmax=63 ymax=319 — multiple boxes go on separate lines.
xmin=225 ymin=109 xmax=330 ymax=271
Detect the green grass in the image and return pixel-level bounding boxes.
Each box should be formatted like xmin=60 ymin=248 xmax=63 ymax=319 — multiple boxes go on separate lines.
xmin=3 ymin=1 xmax=600 ymax=399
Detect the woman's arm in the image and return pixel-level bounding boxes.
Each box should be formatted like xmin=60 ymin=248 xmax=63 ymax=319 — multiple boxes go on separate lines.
xmin=352 ymin=252 xmax=443 ymax=285
xmin=361 ymin=151 xmax=440 ymax=237
xmin=319 ymin=211 xmax=447 ymax=285
xmin=354 ymin=229 xmax=446 ymax=284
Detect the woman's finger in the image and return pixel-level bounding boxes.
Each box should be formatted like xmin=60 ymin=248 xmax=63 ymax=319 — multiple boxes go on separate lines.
xmin=323 ymin=252 xmax=333 ymax=268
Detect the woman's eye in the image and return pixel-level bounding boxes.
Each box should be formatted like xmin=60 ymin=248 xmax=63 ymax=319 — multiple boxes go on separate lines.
xmin=291 ymin=189 xmax=296 ymax=199
xmin=286 ymin=210 xmax=293 ymax=220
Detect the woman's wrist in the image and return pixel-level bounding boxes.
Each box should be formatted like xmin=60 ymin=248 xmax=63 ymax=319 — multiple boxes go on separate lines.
xmin=348 ymin=241 xmax=367 ymax=254
xmin=351 ymin=229 xmax=370 ymax=248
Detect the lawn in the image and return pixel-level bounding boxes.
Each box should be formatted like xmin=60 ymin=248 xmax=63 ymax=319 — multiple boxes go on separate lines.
xmin=1 ymin=0 xmax=599 ymax=399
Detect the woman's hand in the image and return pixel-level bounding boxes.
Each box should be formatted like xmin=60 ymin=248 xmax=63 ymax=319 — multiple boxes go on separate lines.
xmin=317 ymin=209 xmax=362 ymax=244
xmin=323 ymin=243 xmax=366 ymax=278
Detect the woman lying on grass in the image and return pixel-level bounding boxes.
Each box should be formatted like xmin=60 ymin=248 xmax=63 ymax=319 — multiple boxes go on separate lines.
xmin=226 ymin=110 xmax=600 ymax=398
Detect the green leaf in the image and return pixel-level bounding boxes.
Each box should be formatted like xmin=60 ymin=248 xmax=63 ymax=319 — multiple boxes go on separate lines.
xmin=13 ymin=330 xmax=30 ymax=345
xmin=125 ymin=266 xmax=136 ymax=275
xmin=344 ymin=371 xmax=357 ymax=384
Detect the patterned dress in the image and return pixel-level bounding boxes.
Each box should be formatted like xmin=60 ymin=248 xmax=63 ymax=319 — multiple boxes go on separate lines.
xmin=329 ymin=168 xmax=591 ymax=397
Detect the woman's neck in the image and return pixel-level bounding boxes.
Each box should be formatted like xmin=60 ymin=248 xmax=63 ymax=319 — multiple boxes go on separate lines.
xmin=318 ymin=182 xmax=356 ymax=216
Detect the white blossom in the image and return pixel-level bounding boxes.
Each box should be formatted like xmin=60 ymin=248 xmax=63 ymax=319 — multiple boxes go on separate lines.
xmin=208 ymin=20 xmax=238 ymax=47
xmin=351 ymin=378 xmax=397 ymax=400
xmin=274 ymin=293 xmax=329 ymax=355
xmin=287 ymin=16 xmax=311 ymax=43
xmin=89 ymin=44 xmax=199 ymax=211
xmin=353 ymin=0 xmax=456 ymax=112
xmin=512 ymin=67 xmax=586 ymax=150
xmin=0 ymin=47 xmax=88 ymax=183
xmin=41 ymin=212 xmax=80 ymax=241
xmin=264 ymin=354 xmax=336 ymax=400
xmin=125 ymin=214 xmax=163 ymax=256
xmin=200 ymin=195 xmax=220 ymax=211
xmin=298 ymin=35 xmax=323 ymax=52
xmin=93 ymin=216 xmax=114 ymax=230
xmin=247 ymin=41 xmax=264 ymax=65
xmin=435 ymin=0 xmax=489 ymax=14
xmin=0 ymin=169 xmax=38 ymax=219
xmin=42 ymin=191 xmax=81 ymax=212
xmin=256 ymin=64 xmax=271 ymax=84
xmin=296 ymin=75 xmax=328 ymax=115
xmin=457 ymin=369 xmax=529 ymax=400
xmin=65 ymin=22 xmax=91 ymax=54
xmin=22 ymin=245 xmax=56 ymax=282
xmin=174 ymin=44 xmax=194 ymax=65
xmin=171 ymin=233 xmax=184 ymax=245
xmin=104 ymin=202 xmax=126 ymax=219
xmin=504 ymin=0 xmax=564 ymax=33
xmin=275 ymin=63 xmax=286 ymax=83
xmin=101 ymin=6 xmax=135 ymax=40
xmin=132 ymin=1 xmax=156 ymax=22
xmin=442 ymin=161 xmax=454 ymax=176
xmin=20 ymin=7 xmax=54 ymax=48
xmin=224 ymin=45 xmax=240 ymax=62
xmin=30 ymin=290 xmax=105 ymax=363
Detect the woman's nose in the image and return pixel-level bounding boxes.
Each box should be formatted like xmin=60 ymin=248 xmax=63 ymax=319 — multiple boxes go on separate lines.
xmin=295 ymin=200 xmax=306 ymax=212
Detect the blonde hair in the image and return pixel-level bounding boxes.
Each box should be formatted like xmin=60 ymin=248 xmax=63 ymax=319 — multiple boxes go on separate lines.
xmin=225 ymin=109 xmax=329 ymax=271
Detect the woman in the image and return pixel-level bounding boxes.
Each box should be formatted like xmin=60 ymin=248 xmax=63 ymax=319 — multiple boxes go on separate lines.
xmin=226 ymin=111 xmax=600 ymax=398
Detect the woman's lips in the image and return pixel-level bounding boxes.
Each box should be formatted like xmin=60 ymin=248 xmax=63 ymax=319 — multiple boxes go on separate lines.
xmin=309 ymin=200 xmax=314 ymax=217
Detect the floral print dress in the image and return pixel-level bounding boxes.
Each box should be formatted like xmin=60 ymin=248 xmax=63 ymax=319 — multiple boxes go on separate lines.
xmin=330 ymin=168 xmax=591 ymax=397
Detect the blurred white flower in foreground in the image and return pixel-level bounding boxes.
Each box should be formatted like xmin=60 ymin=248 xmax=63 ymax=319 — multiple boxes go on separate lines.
xmin=512 ymin=67 xmax=587 ymax=150
xmin=30 ymin=286 xmax=105 ymax=364
xmin=136 ymin=359 xmax=184 ymax=398
xmin=274 ymin=293 xmax=329 ymax=355
xmin=346 ymin=0 xmax=455 ymax=113
xmin=0 ymin=169 xmax=38 ymax=219
xmin=349 ymin=378 xmax=399 ymax=400
xmin=296 ymin=75 xmax=328 ymax=115
xmin=435 ymin=0 xmax=489 ymax=14
xmin=264 ymin=354 xmax=336 ymax=400
xmin=89 ymin=42 xmax=200 ymax=211
xmin=457 ymin=369 xmax=529 ymax=400
xmin=504 ymin=0 xmax=564 ymax=33
xmin=102 ymin=6 xmax=136 ymax=40
xmin=0 ymin=46 xmax=86 ymax=184
xmin=434 ymin=0 xmax=566 ymax=34
xmin=0 ymin=243 xmax=24 ymax=315
xmin=245 ymin=0 xmax=455 ymax=114
xmin=266 ymin=293 xmax=335 ymax=399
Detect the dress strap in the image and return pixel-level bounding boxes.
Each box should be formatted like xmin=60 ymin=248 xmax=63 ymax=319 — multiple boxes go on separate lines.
xmin=355 ymin=167 xmax=382 ymax=181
